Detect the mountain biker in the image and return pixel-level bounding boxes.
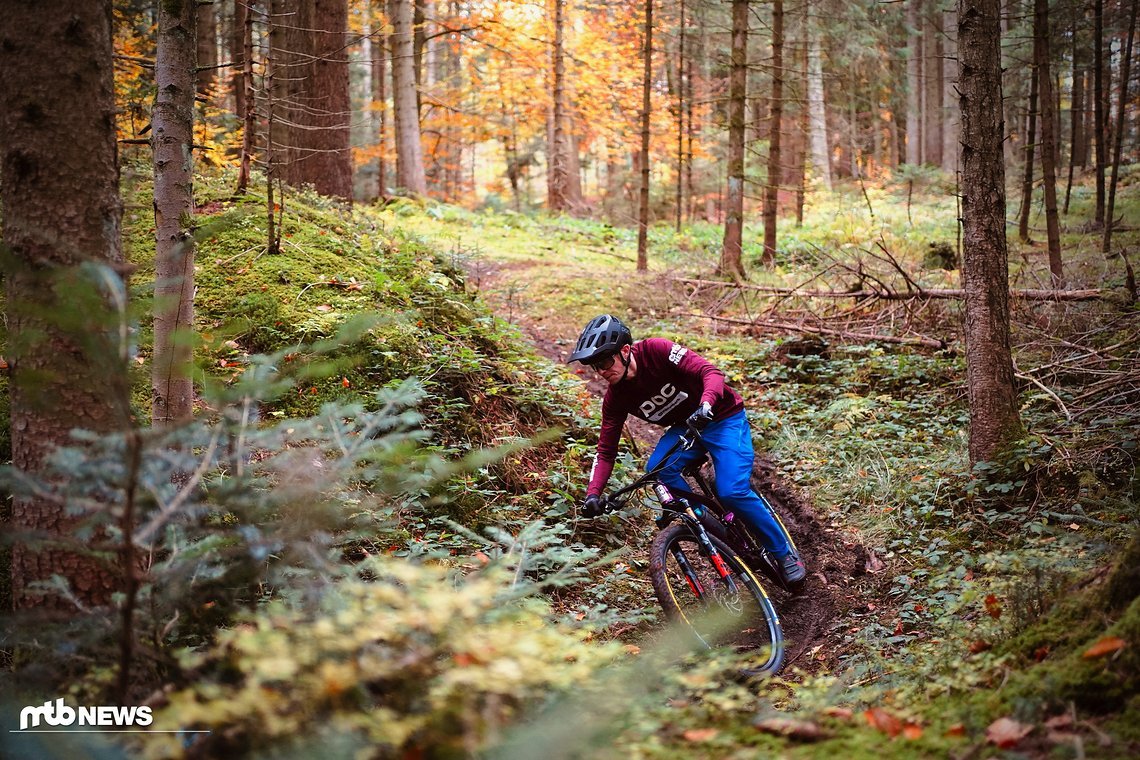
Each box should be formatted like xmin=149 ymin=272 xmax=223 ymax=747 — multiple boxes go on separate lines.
xmin=568 ymin=314 xmax=807 ymax=587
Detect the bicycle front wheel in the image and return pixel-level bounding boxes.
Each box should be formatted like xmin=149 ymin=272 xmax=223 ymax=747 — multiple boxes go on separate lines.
xmin=649 ymin=523 xmax=785 ymax=675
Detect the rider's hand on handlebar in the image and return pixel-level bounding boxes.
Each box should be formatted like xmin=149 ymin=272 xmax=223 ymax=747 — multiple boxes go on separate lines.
xmin=686 ymin=401 xmax=714 ymax=432
xmin=583 ymin=493 xmax=604 ymax=518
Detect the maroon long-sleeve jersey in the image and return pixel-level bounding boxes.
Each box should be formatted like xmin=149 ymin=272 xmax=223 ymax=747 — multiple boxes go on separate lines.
xmin=586 ymin=338 xmax=744 ymax=496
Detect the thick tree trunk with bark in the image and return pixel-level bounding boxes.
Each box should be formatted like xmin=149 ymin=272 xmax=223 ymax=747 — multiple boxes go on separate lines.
xmin=762 ymin=0 xmax=783 ymax=266
xmin=0 ymin=0 xmax=128 ymax=608
xmin=1034 ymin=0 xmax=1063 ymax=284
xmin=719 ymin=0 xmax=749 ymax=279
xmin=389 ymin=0 xmax=427 ymax=194
xmin=276 ymin=0 xmax=352 ymax=200
xmin=958 ymin=0 xmax=1023 ymax=465
xmin=153 ymin=0 xmax=198 ymax=425
xmin=636 ymin=0 xmax=653 ymax=270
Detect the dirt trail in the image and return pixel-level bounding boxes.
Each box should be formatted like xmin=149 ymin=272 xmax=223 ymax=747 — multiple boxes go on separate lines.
xmin=468 ymin=255 xmax=877 ymax=674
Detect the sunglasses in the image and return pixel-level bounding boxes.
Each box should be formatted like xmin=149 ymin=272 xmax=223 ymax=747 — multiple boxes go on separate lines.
xmin=586 ymin=352 xmax=619 ymax=371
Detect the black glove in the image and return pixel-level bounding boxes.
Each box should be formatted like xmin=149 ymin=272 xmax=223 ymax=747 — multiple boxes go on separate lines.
xmin=687 ymin=402 xmax=714 ymax=431
xmin=583 ymin=494 xmax=604 ymax=518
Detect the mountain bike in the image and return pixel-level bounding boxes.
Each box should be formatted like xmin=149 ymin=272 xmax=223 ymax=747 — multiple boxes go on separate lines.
xmin=598 ymin=426 xmax=796 ymax=676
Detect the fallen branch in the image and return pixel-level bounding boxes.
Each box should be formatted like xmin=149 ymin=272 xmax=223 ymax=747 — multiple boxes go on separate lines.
xmin=686 ymin=312 xmax=949 ymax=350
xmin=675 ymin=278 xmax=1103 ymax=302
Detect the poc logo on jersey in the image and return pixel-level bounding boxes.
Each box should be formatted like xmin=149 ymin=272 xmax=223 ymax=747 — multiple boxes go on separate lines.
xmin=639 ymin=383 xmax=689 ymax=422
xmin=19 ymin=698 xmax=154 ymax=730
xmin=668 ymin=345 xmax=688 ymax=364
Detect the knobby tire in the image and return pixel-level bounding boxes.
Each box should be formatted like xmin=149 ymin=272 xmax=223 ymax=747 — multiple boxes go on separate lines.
xmin=648 ymin=523 xmax=785 ymax=675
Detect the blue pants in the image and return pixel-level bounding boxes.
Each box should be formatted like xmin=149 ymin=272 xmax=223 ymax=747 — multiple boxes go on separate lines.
xmin=647 ymin=410 xmax=792 ymax=557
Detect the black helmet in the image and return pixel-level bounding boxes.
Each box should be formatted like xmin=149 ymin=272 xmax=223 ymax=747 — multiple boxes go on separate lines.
xmin=568 ymin=314 xmax=633 ymax=364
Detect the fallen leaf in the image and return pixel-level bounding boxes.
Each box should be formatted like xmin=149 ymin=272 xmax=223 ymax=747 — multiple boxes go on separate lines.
xmin=984 ymin=594 xmax=1002 ymax=619
xmin=865 ymin=551 xmax=886 ymax=573
xmin=1069 ymin=522 xmax=1081 ymax=531
xmin=682 ymin=728 xmax=718 ymax=742
xmin=902 ymin=723 xmax=923 ymax=740
xmin=986 ymin=717 xmax=1032 ymax=749
xmin=822 ymin=707 xmax=854 ymax=720
xmin=754 ymin=717 xmax=827 ymax=742
xmin=944 ymin=723 xmax=966 ymax=737
xmin=1044 ymin=714 xmax=1073 ymax=730
xmin=1034 ymin=645 xmax=1050 ymax=661
xmin=316 ymin=305 xmax=333 ymax=312
xmin=864 ymin=707 xmax=903 ymax=738
xmin=624 ymin=644 xmax=641 ymax=656
xmin=1083 ymin=636 xmax=1126 ymax=659
xmin=969 ymin=639 xmax=992 ymax=654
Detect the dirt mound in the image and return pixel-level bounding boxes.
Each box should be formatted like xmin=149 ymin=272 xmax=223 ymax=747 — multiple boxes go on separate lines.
xmin=752 ymin=455 xmax=876 ymax=672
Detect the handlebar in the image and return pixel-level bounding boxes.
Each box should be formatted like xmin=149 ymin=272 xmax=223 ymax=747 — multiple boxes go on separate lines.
xmin=594 ymin=423 xmax=705 ymax=514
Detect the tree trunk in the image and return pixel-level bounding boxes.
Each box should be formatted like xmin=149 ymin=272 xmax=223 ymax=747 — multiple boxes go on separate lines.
xmin=1064 ymin=12 xmax=1084 ymax=213
xmin=548 ymin=0 xmax=569 ymax=212
xmin=1018 ymin=64 xmax=1038 ymax=243
xmin=232 ymin=0 xmax=248 ymax=117
xmin=719 ymin=0 xmax=749 ymax=279
xmin=942 ymin=7 xmax=959 ymax=173
xmin=958 ymin=0 xmax=1023 ymax=465
xmin=807 ymin=6 xmax=831 ymax=189
xmin=236 ymin=0 xmax=256 ymax=195
xmin=636 ymin=0 xmax=653 ymax=270
xmin=924 ymin=8 xmax=944 ymax=167
xmin=1103 ymin=0 xmax=1138 ymax=254
xmin=375 ymin=24 xmax=389 ymax=198
xmin=389 ymin=0 xmax=427 ymax=194
xmin=675 ymin=0 xmax=685 ymax=231
xmin=1094 ymin=0 xmax=1106 ymax=226
xmin=1034 ymin=0 xmax=1063 ymax=284
xmin=153 ymin=0 xmax=198 ymax=426
xmin=412 ymin=0 xmax=425 ymax=111
xmin=197 ymin=0 xmax=218 ymax=98
xmin=276 ymin=0 xmax=352 ymax=200
xmin=0 ymin=0 xmax=128 ymax=608
xmin=908 ymin=0 xmax=925 ymax=165
xmin=762 ymin=0 xmax=783 ymax=266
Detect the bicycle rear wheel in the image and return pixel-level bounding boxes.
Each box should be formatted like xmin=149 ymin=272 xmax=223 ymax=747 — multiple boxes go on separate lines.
xmin=649 ymin=523 xmax=785 ymax=675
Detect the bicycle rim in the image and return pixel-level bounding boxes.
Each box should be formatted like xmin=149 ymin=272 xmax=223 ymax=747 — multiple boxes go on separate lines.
xmin=650 ymin=525 xmax=785 ymax=675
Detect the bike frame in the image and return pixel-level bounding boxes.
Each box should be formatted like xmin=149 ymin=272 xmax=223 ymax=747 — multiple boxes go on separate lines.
xmin=604 ymin=427 xmax=795 ymax=593
xmin=605 ymin=432 xmax=742 ymax=601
